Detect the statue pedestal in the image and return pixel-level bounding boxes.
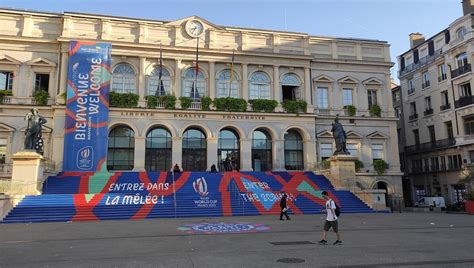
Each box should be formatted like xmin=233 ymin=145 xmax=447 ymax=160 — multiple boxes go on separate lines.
xmin=329 ymin=154 xmax=357 ymax=189
xmin=9 ymin=151 xmax=45 ymax=195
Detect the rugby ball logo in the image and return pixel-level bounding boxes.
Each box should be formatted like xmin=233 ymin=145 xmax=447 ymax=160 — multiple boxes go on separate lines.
xmin=193 ymin=177 xmax=208 ymax=198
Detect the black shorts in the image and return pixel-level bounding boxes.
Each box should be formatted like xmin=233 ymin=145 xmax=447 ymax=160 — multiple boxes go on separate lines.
xmin=323 ymin=220 xmax=338 ymax=232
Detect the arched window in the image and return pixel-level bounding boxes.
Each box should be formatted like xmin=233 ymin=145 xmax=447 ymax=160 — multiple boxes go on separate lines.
xmin=182 ymin=68 xmax=206 ymax=101
xmin=107 ymin=126 xmax=134 ymax=170
xmin=281 ymin=73 xmax=301 ymax=101
xmin=182 ymin=128 xmax=207 ymax=171
xmin=252 ymin=129 xmax=272 ymax=171
xmin=147 ymin=67 xmax=171 ymax=96
xmin=249 ymin=71 xmax=270 ymax=100
xmin=218 ymin=129 xmax=240 ymax=171
xmin=284 ymin=129 xmax=304 ymax=170
xmin=216 ymin=69 xmax=239 ymax=98
xmin=145 ymin=127 xmax=172 ymax=171
xmin=456 ymin=26 xmax=466 ymax=40
xmin=112 ymin=63 xmax=136 ymax=93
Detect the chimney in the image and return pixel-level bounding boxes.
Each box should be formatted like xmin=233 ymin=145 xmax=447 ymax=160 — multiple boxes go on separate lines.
xmin=463 ymin=0 xmax=474 ymax=16
xmin=409 ymin=33 xmax=425 ymax=48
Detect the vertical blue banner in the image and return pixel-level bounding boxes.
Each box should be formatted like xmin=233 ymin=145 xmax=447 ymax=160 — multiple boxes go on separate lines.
xmin=63 ymin=41 xmax=112 ymax=171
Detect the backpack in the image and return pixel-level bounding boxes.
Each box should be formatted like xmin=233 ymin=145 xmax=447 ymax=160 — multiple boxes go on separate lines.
xmin=333 ymin=200 xmax=341 ymax=217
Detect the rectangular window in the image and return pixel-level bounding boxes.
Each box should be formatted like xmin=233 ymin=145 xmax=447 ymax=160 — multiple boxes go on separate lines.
xmin=347 ymin=143 xmax=358 ymax=157
xmin=395 ymin=107 xmax=401 ymax=118
xmin=316 ymin=87 xmax=329 ymax=108
xmin=342 ymin=88 xmax=353 ymax=107
xmin=413 ymin=129 xmax=420 ymax=145
xmin=446 ymin=121 xmax=454 ymax=139
xmin=367 ymin=89 xmax=377 ymax=108
xmin=470 ymin=151 xmax=474 ymax=163
xmin=415 ymin=187 xmax=426 ymax=201
xmin=422 ymin=71 xmax=430 ymax=88
xmin=0 ymin=138 xmax=6 ymax=164
xmin=424 ymin=96 xmax=432 ymax=110
xmin=371 ymin=144 xmax=383 ymax=160
xmin=440 ymin=156 xmax=446 ymax=171
xmin=424 ymin=158 xmax=429 ymax=172
xmin=410 ymin=102 xmax=417 ymax=115
xmin=408 ymin=78 xmax=415 ymax=95
xmin=460 ymin=83 xmax=472 ymax=97
xmin=464 ymin=116 xmax=474 ymax=135
xmin=438 ymin=64 xmax=447 ymax=81
xmin=428 ymin=125 xmax=436 ymax=143
xmin=320 ymin=143 xmax=332 ymax=160
xmin=456 ymin=53 xmax=468 ymax=68
xmin=392 ymin=91 xmax=400 ymax=103
xmin=34 ymin=73 xmax=50 ymax=92
xmin=448 ymin=155 xmax=454 ymax=170
xmin=441 ymin=91 xmax=449 ymax=107
xmin=0 ymin=71 xmax=13 ymax=91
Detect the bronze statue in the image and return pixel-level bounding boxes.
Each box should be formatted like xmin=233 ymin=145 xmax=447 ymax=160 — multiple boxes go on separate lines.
xmin=331 ymin=115 xmax=349 ymax=155
xmin=24 ymin=108 xmax=47 ymax=154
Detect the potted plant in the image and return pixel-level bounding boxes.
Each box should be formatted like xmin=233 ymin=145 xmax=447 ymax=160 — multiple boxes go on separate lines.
xmin=373 ymin=159 xmax=388 ymax=175
xmin=355 ymin=160 xmax=364 ymax=172
xmin=459 ymin=171 xmax=474 ymax=214
xmin=344 ymin=105 xmax=356 ymax=116
xmin=369 ymin=104 xmax=381 ymax=117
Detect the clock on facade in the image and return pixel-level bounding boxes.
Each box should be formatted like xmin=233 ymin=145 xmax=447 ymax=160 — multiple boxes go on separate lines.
xmin=185 ymin=20 xmax=204 ymax=38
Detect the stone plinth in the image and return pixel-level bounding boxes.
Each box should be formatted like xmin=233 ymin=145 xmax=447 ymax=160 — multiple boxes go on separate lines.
xmin=329 ymin=154 xmax=357 ymax=189
xmin=10 ymin=151 xmax=45 ymax=195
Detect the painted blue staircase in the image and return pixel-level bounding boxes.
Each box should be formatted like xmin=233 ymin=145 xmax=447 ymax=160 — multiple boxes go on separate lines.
xmin=2 ymin=171 xmax=376 ymax=223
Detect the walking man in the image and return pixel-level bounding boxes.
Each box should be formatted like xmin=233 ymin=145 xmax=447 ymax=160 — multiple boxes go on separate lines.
xmin=279 ymin=193 xmax=290 ymax=220
xmin=319 ymin=191 xmax=342 ymax=245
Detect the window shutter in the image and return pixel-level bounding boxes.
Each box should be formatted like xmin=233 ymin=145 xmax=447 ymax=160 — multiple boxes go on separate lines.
xmin=445 ymin=30 xmax=450 ymax=44
xmin=428 ymin=41 xmax=434 ymax=55
xmin=413 ymin=49 xmax=419 ymax=64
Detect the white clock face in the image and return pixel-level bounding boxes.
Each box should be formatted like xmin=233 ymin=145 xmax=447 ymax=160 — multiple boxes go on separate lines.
xmin=186 ymin=20 xmax=204 ymax=38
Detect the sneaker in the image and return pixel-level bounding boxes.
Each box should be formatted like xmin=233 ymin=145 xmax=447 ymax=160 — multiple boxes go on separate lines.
xmin=318 ymin=240 xmax=327 ymax=245
xmin=280 ymin=218 xmax=284 ymax=221
xmin=333 ymin=240 xmax=342 ymax=245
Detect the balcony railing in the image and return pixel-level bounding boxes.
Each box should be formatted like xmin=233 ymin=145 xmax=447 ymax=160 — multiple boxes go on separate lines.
xmin=440 ymin=103 xmax=451 ymax=111
xmin=189 ymin=101 xmax=202 ymax=110
xmin=423 ymin=108 xmax=433 ymax=116
xmin=405 ymin=138 xmax=456 ymax=154
xmin=455 ymin=95 xmax=474 ymax=108
xmin=409 ymin=113 xmax=418 ymax=120
xmin=407 ymin=87 xmax=415 ymax=95
xmin=451 ymin=64 xmax=471 ymax=78
xmin=399 ymin=49 xmax=443 ymax=77
xmin=421 ymin=81 xmax=430 ymax=89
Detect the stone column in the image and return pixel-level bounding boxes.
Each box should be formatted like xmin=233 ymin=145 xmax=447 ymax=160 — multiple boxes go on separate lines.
xmin=273 ymin=65 xmax=282 ymax=112
xmin=304 ymin=139 xmax=317 ymax=170
xmin=58 ymin=52 xmax=68 ymax=97
xmin=273 ymin=139 xmax=285 ymax=171
xmin=174 ymin=59 xmax=182 ymax=98
xmin=240 ymin=138 xmax=253 ymax=171
xmin=242 ymin=63 xmax=248 ymax=100
xmin=138 ymin=57 xmax=146 ymax=105
xmin=172 ymin=137 xmax=183 ymax=169
xmin=304 ymin=67 xmax=314 ymax=113
xmin=209 ymin=61 xmax=215 ymax=98
xmin=133 ymin=136 xmax=146 ymax=171
xmin=207 ymin=137 xmax=218 ymax=171
xmin=10 ymin=151 xmax=45 ymax=195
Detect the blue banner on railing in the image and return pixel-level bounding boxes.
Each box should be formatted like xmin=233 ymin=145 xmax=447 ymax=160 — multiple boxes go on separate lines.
xmin=63 ymin=41 xmax=112 ymax=171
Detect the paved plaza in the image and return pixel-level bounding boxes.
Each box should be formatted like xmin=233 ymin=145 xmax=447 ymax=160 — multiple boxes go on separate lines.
xmin=0 ymin=213 xmax=474 ymax=267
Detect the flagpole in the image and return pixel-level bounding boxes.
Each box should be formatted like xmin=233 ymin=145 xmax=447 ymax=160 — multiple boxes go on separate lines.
xmin=194 ymin=38 xmax=199 ymax=100
xmin=229 ymin=49 xmax=235 ymax=97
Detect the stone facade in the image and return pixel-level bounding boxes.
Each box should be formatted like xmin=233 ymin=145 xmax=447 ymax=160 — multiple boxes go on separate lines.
xmin=0 ymin=9 xmax=401 ymax=199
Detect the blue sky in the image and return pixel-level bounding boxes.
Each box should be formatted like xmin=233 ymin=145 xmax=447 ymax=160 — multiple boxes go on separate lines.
xmin=0 ymin=0 xmax=462 ymax=81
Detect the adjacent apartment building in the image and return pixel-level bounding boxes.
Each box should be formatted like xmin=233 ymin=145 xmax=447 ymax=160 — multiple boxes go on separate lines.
xmin=398 ymin=0 xmax=474 ymax=206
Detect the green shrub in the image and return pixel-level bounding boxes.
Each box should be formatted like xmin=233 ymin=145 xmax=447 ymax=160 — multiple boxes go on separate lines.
xmin=355 ymin=160 xmax=364 ymax=172
xmin=201 ymin=96 xmax=213 ymax=111
xmin=109 ymin=92 xmax=139 ymax=108
xmin=248 ymin=99 xmax=278 ymax=113
xmin=0 ymin=89 xmax=12 ymax=103
xmin=214 ymin=97 xmax=247 ymax=112
xmin=158 ymin=95 xmax=176 ymax=109
xmin=33 ymin=90 xmax=49 ymax=105
xmin=370 ymin=104 xmax=381 ymax=117
xmin=179 ymin=96 xmax=192 ymax=110
xmin=373 ymin=159 xmax=388 ymax=175
xmin=345 ymin=105 xmax=356 ymax=116
xmin=145 ymin=95 xmax=158 ymax=108
xmin=320 ymin=159 xmax=330 ymax=170
xmin=282 ymin=100 xmax=307 ymax=113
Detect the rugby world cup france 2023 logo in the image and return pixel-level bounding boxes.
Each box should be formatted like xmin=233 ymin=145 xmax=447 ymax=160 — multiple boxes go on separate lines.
xmin=193 ymin=177 xmax=209 ymax=198
xmin=77 ymin=146 xmax=93 ymax=170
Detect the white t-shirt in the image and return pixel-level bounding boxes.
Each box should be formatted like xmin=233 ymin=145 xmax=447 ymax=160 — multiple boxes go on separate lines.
xmin=326 ymin=199 xmax=338 ymax=221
